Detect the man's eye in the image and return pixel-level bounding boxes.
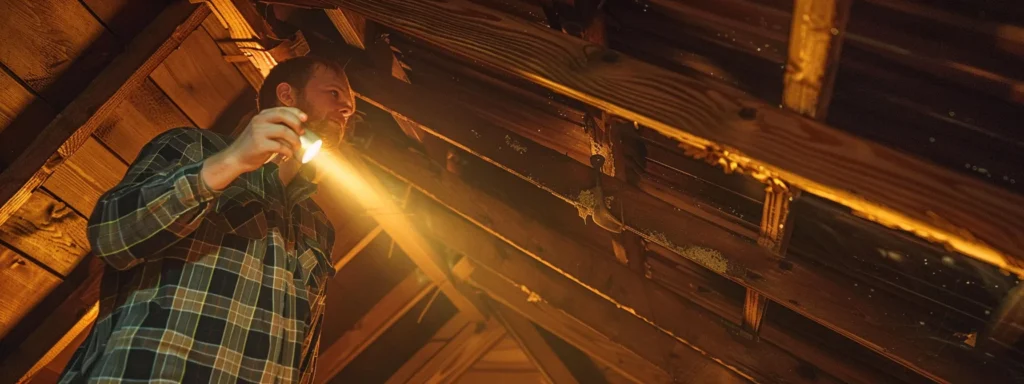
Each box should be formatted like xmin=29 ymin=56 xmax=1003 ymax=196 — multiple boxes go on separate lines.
xmin=330 ymin=90 xmax=339 ymax=97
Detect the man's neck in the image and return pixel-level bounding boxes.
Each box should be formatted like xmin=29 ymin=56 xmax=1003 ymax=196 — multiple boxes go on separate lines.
xmin=277 ymin=157 xmax=302 ymax=187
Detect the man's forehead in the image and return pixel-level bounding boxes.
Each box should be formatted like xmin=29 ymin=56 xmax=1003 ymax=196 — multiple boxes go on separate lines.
xmin=307 ymin=65 xmax=349 ymax=87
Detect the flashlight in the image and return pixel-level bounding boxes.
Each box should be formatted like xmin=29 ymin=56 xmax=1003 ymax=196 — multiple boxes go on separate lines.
xmin=298 ymin=130 xmax=323 ymax=164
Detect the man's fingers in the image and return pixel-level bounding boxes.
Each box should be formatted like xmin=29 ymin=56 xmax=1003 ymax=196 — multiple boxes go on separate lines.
xmin=260 ymin=124 xmax=302 ymax=152
xmin=266 ymin=139 xmax=295 ymax=160
xmin=258 ymin=107 xmax=307 ymax=133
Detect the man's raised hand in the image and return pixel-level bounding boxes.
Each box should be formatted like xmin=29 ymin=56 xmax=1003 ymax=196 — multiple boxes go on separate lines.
xmin=201 ymin=107 xmax=308 ymax=191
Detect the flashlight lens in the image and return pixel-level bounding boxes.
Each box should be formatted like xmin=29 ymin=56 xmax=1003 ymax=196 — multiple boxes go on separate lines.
xmin=299 ymin=130 xmax=323 ymax=164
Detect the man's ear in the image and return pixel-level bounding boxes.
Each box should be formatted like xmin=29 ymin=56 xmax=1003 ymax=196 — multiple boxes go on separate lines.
xmin=276 ymin=82 xmax=296 ymax=107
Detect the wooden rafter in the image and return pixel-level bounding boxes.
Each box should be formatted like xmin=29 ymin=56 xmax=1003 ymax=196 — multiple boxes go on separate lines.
xmin=339 ymin=66 xmax=1021 ymax=382
xmin=397 ymin=315 xmax=506 ymax=384
xmin=0 ymin=1 xmax=210 ymax=228
xmin=323 ymin=147 xmax=486 ymax=320
xmin=315 ymin=270 xmax=435 ymax=382
xmin=326 ymin=0 xmax=1024 ymax=281
xmin=782 ymin=0 xmax=852 ymax=119
xmin=347 ymin=116 xmax=850 ymax=383
xmin=493 ymin=305 xmax=580 ymax=384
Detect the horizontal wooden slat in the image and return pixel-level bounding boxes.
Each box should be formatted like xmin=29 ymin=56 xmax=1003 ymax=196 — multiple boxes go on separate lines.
xmin=349 ymin=124 xmax=841 ymax=383
xmin=340 ymin=66 xmax=1021 ymax=383
xmin=326 ymin=0 xmax=1024 ymax=280
xmin=0 ymin=244 xmax=61 ymax=340
xmin=43 ymin=137 xmax=128 ymax=217
xmin=0 ymin=1 xmax=210 ymax=229
xmin=92 ymin=78 xmax=193 ymax=163
xmin=0 ymin=191 xmax=90 ymax=276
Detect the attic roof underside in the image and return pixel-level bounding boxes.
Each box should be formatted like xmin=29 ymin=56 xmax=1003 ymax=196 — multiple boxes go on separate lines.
xmin=0 ymin=1 xmax=1022 ymax=383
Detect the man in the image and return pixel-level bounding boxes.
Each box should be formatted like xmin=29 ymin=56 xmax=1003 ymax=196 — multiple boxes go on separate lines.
xmin=58 ymin=56 xmax=356 ymax=383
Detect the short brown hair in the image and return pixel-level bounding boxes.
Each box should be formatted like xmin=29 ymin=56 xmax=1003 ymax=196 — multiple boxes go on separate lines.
xmin=257 ymin=56 xmax=347 ymax=110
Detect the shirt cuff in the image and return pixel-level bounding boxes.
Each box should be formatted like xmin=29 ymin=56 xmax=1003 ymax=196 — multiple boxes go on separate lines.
xmin=175 ymin=161 xmax=223 ymax=207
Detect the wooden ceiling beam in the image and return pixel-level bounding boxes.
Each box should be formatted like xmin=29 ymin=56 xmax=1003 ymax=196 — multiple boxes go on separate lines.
xmin=323 ymin=147 xmax=487 ymax=321
xmin=493 ymin=305 xmax=580 ymax=384
xmin=325 ymin=0 xmax=1024 ymax=280
xmin=315 ymin=269 xmax=435 ymax=382
xmin=401 ymin=315 xmax=506 ymax=384
xmin=340 ymin=66 xmax=1021 ymax=383
xmin=0 ymin=1 xmax=210 ymax=228
xmin=347 ymin=119 xmax=847 ymax=383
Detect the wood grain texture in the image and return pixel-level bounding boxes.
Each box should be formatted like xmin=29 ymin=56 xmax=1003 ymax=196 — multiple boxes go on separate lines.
xmin=44 ymin=137 xmax=128 ymax=216
xmin=316 ymin=270 xmax=433 ymax=383
xmin=92 ymin=78 xmax=193 ymax=163
xmin=0 ymin=190 xmax=89 ymax=276
xmin=385 ymin=313 xmax=473 ymax=384
xmin=0 ymin=0 xmax=119 ymax=107
xmin=345 ymin=67 xmax=1017 ymax=383
xmin=328 ymin=0 xmax=1024 ymax=278
xmin=354 ymin=132 xmax=838 ymax=384
xmin=0 ymin=69 xmax=37 ymax=135
xmin=150 ymin=19 xmax=249 ymax=128
xmin=494 ymin=306 xmax=579 ymax=384
xmin=204 ymin=0 xmax=277 ymax=77
xmin=325 ymin=8 xmax=368 ymax=49
xmin=0 ymin=244 xmax=61 ymax=340
xmin=0 ymin=1 xmax=209 ymax=229
xmin=782 ymin=0 xmax=850 ymax=119
xmin=0 ymin=256 xmax=103 ymax=384
xmin=201 ymin=14 xmax=264 ymax=90
xmin=82 ymin=0 xmax=177 ymax=40
xmin=406 ymin=317 xmax=507 ymax=384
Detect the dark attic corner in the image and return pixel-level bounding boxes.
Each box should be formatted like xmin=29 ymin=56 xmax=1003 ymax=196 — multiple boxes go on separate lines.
xmin=0 ymin=0 xmax=1022 ymax=383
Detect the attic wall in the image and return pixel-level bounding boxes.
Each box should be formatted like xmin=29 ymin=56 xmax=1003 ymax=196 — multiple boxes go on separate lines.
xmin=0 ymin=1 xmax=255 ymax=380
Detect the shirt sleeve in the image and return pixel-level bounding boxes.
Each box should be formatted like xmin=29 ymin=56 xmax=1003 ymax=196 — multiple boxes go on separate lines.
xmin=86 ymin=128 xmax=223 ymax=271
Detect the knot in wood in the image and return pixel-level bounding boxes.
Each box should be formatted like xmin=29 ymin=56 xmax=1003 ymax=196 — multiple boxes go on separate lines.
xmin=738 ymin=107 xmax=758 ymax=120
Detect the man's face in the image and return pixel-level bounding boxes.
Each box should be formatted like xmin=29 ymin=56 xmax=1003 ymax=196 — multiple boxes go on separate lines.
xmin=292 ymin=66 xmax=356 ymax=149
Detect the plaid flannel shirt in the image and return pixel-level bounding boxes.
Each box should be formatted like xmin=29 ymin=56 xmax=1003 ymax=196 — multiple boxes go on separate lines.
xmin=58 ymin=127 xmax=337 ymax=383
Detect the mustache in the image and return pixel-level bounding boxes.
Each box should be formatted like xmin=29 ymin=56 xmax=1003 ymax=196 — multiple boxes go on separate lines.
xmin=303 ymin=119 xmax=343 ymax=149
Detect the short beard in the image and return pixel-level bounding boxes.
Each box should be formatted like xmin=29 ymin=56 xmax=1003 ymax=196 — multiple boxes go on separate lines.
xmin=294 ymin=94 xmax=342 ymax=150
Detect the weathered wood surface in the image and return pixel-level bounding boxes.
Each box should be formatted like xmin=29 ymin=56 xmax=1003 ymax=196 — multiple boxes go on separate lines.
xmin=43 ymin=137 xmax=128 ymax=217
xmin=351 ymin=124 xmax=842 ymax=383
xmin=331 ymin=0 xmax=1024 ymax=280
xmin=203 ymin=0 xmax=278 ymax=77
xmin=0 ymin=0 xmax=119 ymax=108
xmin=201 ymin=13 xmax=264 ymax=90
xmin=0 ymin=191 xmax=89 ymax=277
xmin=82 ymin=0 xmax=176 ymax=41
xmin=457 ymin=336 xmax=547 ymax=384
xmin=316 ymin=270 xmax=434 ymax=383
xmin=494 ymin=305 xmax=580 ymax=384
xmin=0 ymin=1 xmax=210 ymax=230
xmin=385 ymin=313 xmax=474 ymax=384
xmin=0 ymin=257 xmax=103 ymax=384
xmin=150 ymin=18 xmax=250 ymax=129
xmin=404 ymin=316 xmax=507 ymax=384
xmin=343 ymin=66 xmax=1022 ymax=382
xmin=0 ymin=244 xmax=62 ymax=340
xmin=92 ymin=79 xmax=194 ymax=163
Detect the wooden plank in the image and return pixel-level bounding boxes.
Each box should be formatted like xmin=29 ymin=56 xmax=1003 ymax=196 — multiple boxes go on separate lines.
xmin=329 ymin=0 xmax=1024 ymax=280
xmin=0 ymin=67 xmax=40 ymax=136
xmin=0 ymin=0 xmax=119 ymax=108
xmin=150 ymin=19 xmax=249 ymax=128
xmin=0 ymin=257 xmax=106 ymax=383
xmin=494 ymin=305 xmax=580 ymax=384
xmin=201 ymin=13 xmax=264 ymax=90
xmin=782 ymin=0 xmax=851 ymax=119
xmin=0 ymin=244 xmax=62 ymax=340
xmin=92 ymin=78 xmax=194 ymax=163
xmin=82 ymin=0 xmax=175 ymax=40
xmin=0 ymin=1 xmax=210 ymax=229
xmin=202 ymin=0 xmax=278 ymax=77
xmin=336 ymin=40 xmax=1024 ymax=384
xmin=43 ymin=137 xmax=128 ymax=217
xmin=468 ymin=336 xmax=536 ymax=373
xmin=316 ymin=270 xmax=434 ymax=382
xmin=386 ymin=314 xmax=474 ymax=384
xmin=351 ymin=129 xmax=839 ymax=384
xmin=405 ymin=317 xmax=507 ymax=384
xmin=0 ymin=191 xmax=90 ymax=277
xmin=325 ymin=8 xmax=369 ymax=49
xmin=319 ymin=146 xmax=486 ymax=320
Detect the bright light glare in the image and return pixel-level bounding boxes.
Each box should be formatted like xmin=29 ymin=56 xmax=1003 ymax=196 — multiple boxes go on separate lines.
xmin=299 ymin=130 xmax=323 ymax=164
